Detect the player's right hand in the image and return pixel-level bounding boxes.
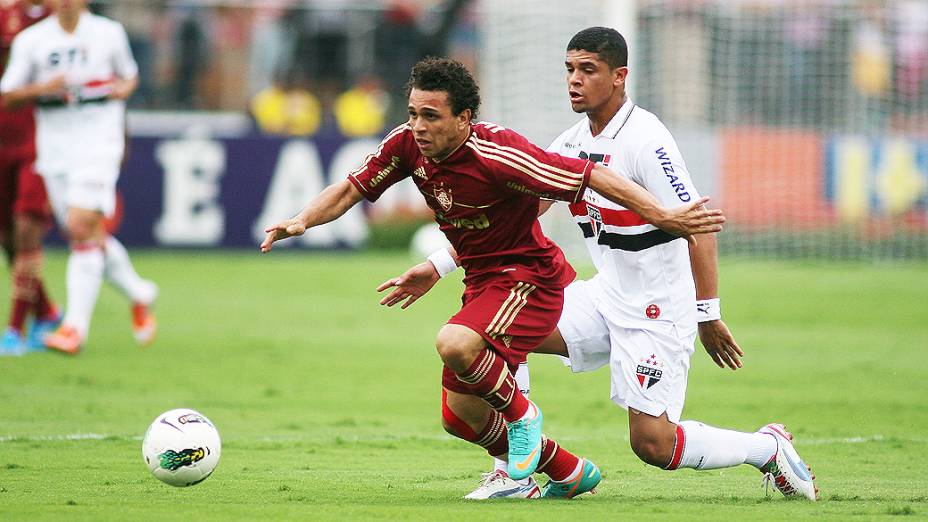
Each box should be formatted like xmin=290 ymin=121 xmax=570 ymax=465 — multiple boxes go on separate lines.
xmin=260 ymin=219 xmax=306 ymax=252
xmin=40 ymin=75 xmax=68 ymax=99
xmin=376 ymin=261 xmax=441 ymax=309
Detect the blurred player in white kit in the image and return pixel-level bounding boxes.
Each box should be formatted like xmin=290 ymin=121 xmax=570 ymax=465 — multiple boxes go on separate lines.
xmin=0 ymin=0 xmax=157 ymax=354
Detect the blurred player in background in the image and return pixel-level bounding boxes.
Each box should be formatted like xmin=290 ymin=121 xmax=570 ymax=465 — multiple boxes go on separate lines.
xmin=0 ymin=0 xmax=157 ymax=355
xmin=0 ymin=0 xmax=59 ymax=356
xmin=262 ymin=57 xmax=725 ymax=499
xmin=385 ymin=28 xmax=817 ymax=501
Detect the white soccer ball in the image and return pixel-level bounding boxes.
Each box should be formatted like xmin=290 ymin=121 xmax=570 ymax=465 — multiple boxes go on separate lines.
xmin=409 ymin=223 xmax=450 ymax=260
xmin=142 ymin=408 xmax=221 ymax=487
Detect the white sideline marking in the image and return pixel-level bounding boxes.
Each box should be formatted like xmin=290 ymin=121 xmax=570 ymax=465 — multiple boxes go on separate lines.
xmin=0 ymin=433 xmax=138 ymax=442
xmin=0 ymin=433 xmax=913 ymax=445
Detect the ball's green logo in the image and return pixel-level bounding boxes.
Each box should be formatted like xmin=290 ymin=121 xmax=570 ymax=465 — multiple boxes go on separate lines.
xmin=158 ymin=447 xmax=206 ymax=471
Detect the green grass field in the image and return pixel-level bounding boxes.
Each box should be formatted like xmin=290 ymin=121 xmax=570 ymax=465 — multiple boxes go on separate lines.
xmin=1 ymin=250 xmax=926 ymax=521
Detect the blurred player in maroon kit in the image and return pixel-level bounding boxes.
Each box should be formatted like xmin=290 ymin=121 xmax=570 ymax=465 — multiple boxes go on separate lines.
xmin=0 ymin=0 xmax=58 ymax=355
xmin=261 ymin=57 xmax=725 ymax=498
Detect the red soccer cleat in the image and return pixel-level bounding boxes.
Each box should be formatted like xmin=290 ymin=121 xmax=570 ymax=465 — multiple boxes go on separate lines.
xmin=44 ymin=325 xmax=82 ymax=355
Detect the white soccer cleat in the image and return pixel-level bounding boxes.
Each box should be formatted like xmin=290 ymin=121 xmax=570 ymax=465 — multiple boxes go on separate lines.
xmin=463 ymin=469 xmax=540 ymax=500
xmin=758 ymin=423 xmax=818 ymax=501
xmin=132 ymin=280 xmax=159 ymax=346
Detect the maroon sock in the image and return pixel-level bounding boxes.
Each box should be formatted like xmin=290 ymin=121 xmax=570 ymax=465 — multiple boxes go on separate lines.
xmin=9 ymin=299 xmax=30 ymax=333
xmin=456 ymin=349 xmax=529 ymax=422
xmin=473 ymin=411 xmax=508 ymax=458
xmin=441 ymin=391 xmax=509 ymax=458
xmin=9 ymin=251 xmax=40 ymax=332
xmin=536 ymin=436 xmax=581 ymax=482
xmin=34 ymin=280 xmax=56 ymax=320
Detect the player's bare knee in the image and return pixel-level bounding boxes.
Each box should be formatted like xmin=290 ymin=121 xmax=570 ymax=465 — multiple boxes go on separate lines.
xmin=435 ymin=325 xmax=482 ymax=372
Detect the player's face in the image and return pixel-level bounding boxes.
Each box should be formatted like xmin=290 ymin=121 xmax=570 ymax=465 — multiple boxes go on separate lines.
xmin=47 ymin=0 xmax=86 ymax=14
xmin=407 ymin=88 xmax=471 ymax=160
xmin=565 ymin=50 xmax=627 ymax=114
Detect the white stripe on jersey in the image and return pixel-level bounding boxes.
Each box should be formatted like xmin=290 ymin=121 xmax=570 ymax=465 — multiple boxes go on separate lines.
xmin=471 ymin=135 xmax=584 ymax=187
xmin=349 ymin=123 xmax=409 ymax=178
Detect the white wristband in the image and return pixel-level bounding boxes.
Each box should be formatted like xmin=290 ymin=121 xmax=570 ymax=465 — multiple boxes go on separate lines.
xmin=427 ymin=248 xmax=458 ymax=278
xmin=695 ymin=298 xmax=721 ymax=322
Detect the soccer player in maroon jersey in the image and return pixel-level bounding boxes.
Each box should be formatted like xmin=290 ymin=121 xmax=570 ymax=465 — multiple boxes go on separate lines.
xmin=261 ymin=57 xmax=724 ymax=498
xmin=0 ymin=0 xmax=57 ymax=355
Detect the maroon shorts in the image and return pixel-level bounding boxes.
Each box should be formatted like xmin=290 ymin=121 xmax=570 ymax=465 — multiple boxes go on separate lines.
xmin=0 ymin=149 xmax=48 ymax=230
xmin=13 ymin=165 xmax=51 ymax=221
xmin=442 ymin=278 xmax=564 ymax=394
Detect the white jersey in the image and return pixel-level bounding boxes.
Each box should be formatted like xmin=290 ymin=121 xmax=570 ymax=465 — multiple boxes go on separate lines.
xmin=0 ymin=11 xmax=137 ymax=176
xmin=548 ymin=98 xmax=699 ymax=336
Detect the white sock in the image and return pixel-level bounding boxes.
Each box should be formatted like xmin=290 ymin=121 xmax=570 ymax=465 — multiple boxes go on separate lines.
xmin=673 ymin=420 xmax=777 ymax=470
xmin=63 ymin=244 xmax=105 ymax=339
xmin=103 ymin=236 xmax=155 ymax=304
xmin=493 ymin=363 xmax=531 ymax=481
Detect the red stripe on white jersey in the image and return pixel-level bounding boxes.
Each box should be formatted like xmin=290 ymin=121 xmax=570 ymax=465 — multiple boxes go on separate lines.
xmin=568 ymin=200 xmax=650 ymax=227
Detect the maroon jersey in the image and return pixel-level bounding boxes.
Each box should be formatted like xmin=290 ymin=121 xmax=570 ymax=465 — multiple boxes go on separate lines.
xmin=0 ymin=1 xmax=47 ymax=150
xmin=349 ymin=122 xmax=593 ymax=288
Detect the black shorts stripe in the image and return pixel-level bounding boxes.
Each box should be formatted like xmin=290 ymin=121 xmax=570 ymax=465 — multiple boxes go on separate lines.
xmin=577 ymin=223 xmax=679 ymax=252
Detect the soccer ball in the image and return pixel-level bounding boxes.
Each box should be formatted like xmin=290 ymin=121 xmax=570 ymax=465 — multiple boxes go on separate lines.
xmin=142 ymin=408 xmax=221 ymax=487
xmin=409 ymin=223 xmax=450 ymax=260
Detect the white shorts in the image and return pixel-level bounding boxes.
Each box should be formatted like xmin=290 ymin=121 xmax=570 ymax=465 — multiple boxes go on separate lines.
xmin=42 ymin=162 xmax=120 ymax=225
xmin=558 ymin=279 xmax=696 ymax=423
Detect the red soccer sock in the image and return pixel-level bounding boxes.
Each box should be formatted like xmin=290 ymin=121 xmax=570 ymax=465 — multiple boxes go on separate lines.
xmin=455 ymin=349 xmax=529 ymax=422
xmin=34 ymin=279 xmax=57 ymax=320
xmin=441 ymin=390 xmax=509 ymax=458
xmin=536 ymin=436 xmax=581 ymax=482
xmin=9 ymin=250 xmax=41 ymax=332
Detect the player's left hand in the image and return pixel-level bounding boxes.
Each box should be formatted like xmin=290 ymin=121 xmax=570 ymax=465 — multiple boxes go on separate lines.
xmin=109 ymin=79 xmax=135 ymax=100
xmin=698 ymin=319 xmax=743 ymax=370
xmin=260 ymin=219 xmax=306 ymax=252
xmin=376 ymin=261 xmax=441 ymax=309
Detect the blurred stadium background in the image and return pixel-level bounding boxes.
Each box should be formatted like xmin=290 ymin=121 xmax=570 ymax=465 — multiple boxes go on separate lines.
xmin=82 ymin=0 xmax=926 ymax=260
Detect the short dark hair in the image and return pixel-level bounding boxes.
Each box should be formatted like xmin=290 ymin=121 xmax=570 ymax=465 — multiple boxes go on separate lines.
xmin=567 ymin=27 xmax=628 ymax=69
xmin=405 ymin=57 xmax=480 ymax=120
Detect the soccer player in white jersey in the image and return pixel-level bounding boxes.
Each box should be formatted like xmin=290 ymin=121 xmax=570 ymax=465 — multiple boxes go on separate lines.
xmin=0 ymin=0 xmax=157 ymax=354
xmin=381 ymin=27 xmax=817 ymax=501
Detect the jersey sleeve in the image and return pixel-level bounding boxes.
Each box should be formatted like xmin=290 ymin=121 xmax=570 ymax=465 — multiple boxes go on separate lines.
xmin=634 ymin=130 xmax=701 ymax=207
xmin=111 ymin=22 xmax=138 ymax=80
xmin=0 ymin=32 xmax=34 ymax=93
xmin=479 ymin=128 xmax=592 ymax=203
xmin=346 ymin=125 xmax=412 ymax=202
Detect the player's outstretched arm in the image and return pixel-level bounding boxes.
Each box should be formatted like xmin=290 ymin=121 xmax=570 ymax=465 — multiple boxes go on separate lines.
xmin=376 ymin=246 xmax=459 ymax=309
xmin=587 ymin=164 xmax=725 ymax=241
xmin=689 ymin=233 xmax=744 ymax=370
xmin=260 ymin=179 xmax=364 ymax=252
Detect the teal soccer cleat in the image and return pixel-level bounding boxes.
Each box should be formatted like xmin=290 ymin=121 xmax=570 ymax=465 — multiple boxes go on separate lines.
xmin=27 ymin=313 xmax=61 ymax=352
xmin=1 ymin=328 xmax=26 ymax=356
xmin=541 ymin=458 xmax=602 ymax=499
xmin=506 ymin=401 xmax=543 ymax=480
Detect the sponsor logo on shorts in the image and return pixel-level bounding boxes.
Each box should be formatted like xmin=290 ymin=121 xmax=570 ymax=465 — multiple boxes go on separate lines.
xmin=645 ymin=304 xmax=661 ymax=319
xmin=636 ymin=354 xmax=663 ymax=389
